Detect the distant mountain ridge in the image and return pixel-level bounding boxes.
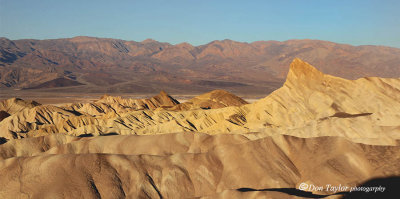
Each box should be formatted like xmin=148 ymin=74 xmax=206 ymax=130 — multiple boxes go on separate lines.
xmin=1 ymin=36 xmax=400 ymax=95
xmin=0 ymin=59 xmax=400 ymax=198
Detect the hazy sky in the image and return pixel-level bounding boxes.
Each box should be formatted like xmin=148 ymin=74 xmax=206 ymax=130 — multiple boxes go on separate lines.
xmin=1 ymin=0 xmax=399 ymax=47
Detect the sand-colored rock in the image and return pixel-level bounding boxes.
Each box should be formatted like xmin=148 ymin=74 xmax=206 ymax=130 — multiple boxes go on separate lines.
xmin=64 ymin=90 xmax=180 ymax=116
xmin=0 ymin=97 xmax=40 ymax=114
xmin=0 ymin=104 xmax=81 ymax=139
xmin=1 ymin=58 xmax=400 ymax=198
xmin=169 ymin=89 xmax=248 ymax=110
xmin=0 ymin=133 xmax=399 ymax=198
xmin=244 ymin=58 xmax=400 ymax=144
xmin=1 ymin=59 xmax=399 ymax=143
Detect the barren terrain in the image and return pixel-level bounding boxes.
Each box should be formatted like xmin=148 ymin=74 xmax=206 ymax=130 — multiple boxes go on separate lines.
xmin=2 ymin=37 xmax=400 ymax=96
xmin=0 ymin=59 xmax=399 ymax=198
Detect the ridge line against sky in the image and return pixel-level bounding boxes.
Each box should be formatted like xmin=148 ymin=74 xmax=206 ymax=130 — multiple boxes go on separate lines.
xmin=1 ymin=0 xmax=399 ymax=48
xmin=3 ymin=36 xmax=400 ymax=50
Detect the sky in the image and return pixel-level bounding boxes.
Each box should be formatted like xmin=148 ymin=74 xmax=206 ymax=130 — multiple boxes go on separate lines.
xmin=0 ymin=0 xmax=399 ymax=47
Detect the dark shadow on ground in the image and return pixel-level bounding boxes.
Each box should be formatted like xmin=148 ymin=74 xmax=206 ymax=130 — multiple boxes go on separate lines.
xmin=78 ymin=133 xmax=94 ymax=137
xmin=237 ymin=188 xmax=342 ymax=198
xmin=237 ymin=176 xmax=400 ymax=199
xmin=331 ymin=112 xmax=372 ymax=118
xmin=341 ymin=176 xmax=400 ymax=199
xmin=100 ymin=132 xmax=119 ymax=136
xmin=0 ymin=137 xmax=7 ymax=145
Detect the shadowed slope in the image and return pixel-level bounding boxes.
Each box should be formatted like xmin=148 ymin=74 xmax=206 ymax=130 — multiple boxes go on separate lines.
xmin=0 ymin=111 xmax=10 ymax=122
xmin=0 ymin=58 xmax=400 ymax=198
xmin=0 ymin=97 xmax=40 ymax=114
xmin=64 ymin=90 xmax=180 ymax=116
xmin=0 ymin=134 xmax=399 ymax=198
xmin=1 ymin=59 xmax=399 ymax=145
xmin=169 ymin=89 xmax=248 ymax=110
xmin=2 ymin=37 xmax=400 ymax=94
xmin=25 ymin=77 xmax=84 ymax=89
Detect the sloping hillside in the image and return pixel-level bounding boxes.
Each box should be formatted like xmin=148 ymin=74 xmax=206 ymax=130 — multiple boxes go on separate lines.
xmin=0 ymin=59 xmax=399 ymax=198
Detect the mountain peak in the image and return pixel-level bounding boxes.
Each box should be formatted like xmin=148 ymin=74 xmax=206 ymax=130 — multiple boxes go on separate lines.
xmin=150 ymin=91 xmax=180 ymax=106
xmin=290 ymin=58 xmax=323 ymax=75
xmin=141 ymin=38 xmax=157 ymax=43
xmin=176 ymin=42 xmax=194 ymax=49
xmin=69 ymin=36 xmax=99 ymax=42
xmin=284 ymin=58 xmax=325 ymax=85
xmin=0 ymin=37 xmax=12 ymax=42
xmin=159 ymin=90 xmax=168 ymax=96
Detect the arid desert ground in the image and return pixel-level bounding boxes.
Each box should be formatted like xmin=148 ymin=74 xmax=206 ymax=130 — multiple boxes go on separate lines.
xmin=1 ymin=59 xmax=399 ymax=198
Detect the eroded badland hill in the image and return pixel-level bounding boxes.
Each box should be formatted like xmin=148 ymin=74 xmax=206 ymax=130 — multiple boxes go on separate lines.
xmin=0 ymin=59 xmax=399 ymax=198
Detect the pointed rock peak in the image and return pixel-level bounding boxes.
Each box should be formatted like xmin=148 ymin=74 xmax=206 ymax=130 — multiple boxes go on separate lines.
xmin=159 ymin=90 xmax=168 ymax=96
xmin=290 ymin=58 xmax=323 ymax=76
xmin=285 ymin=58 xmax=325 ymax=85
xmin=152 ymin=91 xmax=180 ymax=105
xmin=100 ymin=94 xmax=110 ymax=100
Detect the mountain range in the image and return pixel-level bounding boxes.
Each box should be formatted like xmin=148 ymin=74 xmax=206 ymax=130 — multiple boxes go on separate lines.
xmin=0 ymin=59 xmax=399 ymax=198
xmin=1 ymin=36 xmax=400 ymax=95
